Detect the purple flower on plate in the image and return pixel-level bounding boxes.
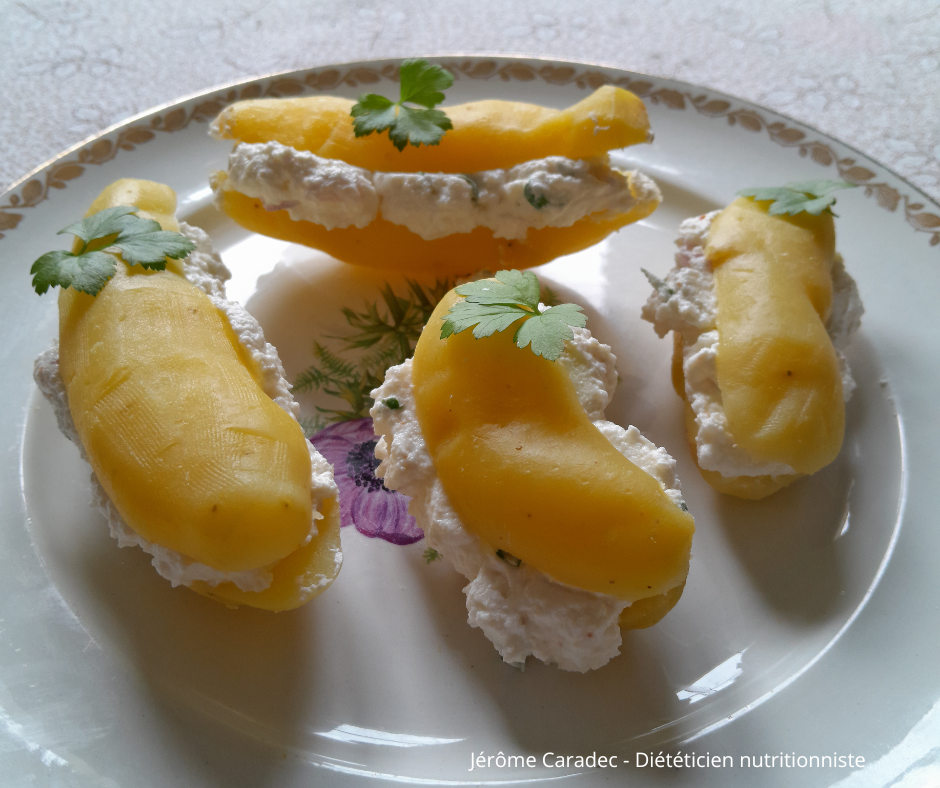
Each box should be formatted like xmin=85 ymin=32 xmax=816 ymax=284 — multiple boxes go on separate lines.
xmin=311 ymin=418 xmax=424 ymax=545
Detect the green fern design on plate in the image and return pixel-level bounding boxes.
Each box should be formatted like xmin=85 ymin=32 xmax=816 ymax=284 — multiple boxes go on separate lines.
xmin=297 ymin=414 xmax=328 ymax=439
xmin=539 ymin=284 xmax=561 ymax=307
xmin=292 ymin=278 xmax=452 ymax=426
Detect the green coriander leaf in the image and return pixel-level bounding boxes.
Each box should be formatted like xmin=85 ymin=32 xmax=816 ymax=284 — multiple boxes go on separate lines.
xmin=114 ymin=230 xmax=195 ymax=267
xmin=387 ymin=106 xmax=452 ymax=151
xmin=55 ymin=251 xmax=119 ymax=294
xmin=114 ymin=213 xmax=163 ymax=240
xmin=439 ymin=319 xmax=456 ymax=340
xmin=513 ymin=303 xmax=586 ymax=360
xmin=524 ymin=181 xmax=549 ymax=210
xmin=57 ymin=205 xmax=138 ymax=245
xmin=455 ymin=269 xmax=540 ymax=309
xmin=383 ymin=397 xmax=401 ymax=410
xmin=641 ymin=268 xmax=675 ymax=298
xmin=350 ymin=94 xmax=397 ymax=137
xmin=766 ymin=193 xmax=824 ymax=216
xmin=769 ymin=194 xmax=836 ymax=216
xmin=738 ymin=179 xmax=856 ymax=217
xmin=31 ymin=250 xmax=117 ymax=296
xmin=30 ymin=205 xmax=196 ymax=296
xmin=440 ymin=270 xmax=586 ymax=361
xmin=31 ymin=251 xmax=84 ymax=295
xmin=737 ymin=186 xmax=793 ymax=203
xmin=442 ymin=300 xmax=530 ymax=338
xmin=785 ymin=179 xmax=855 ymax=196
xmin=399 ymin=58 xmax=454 ymax=107
xmin=423 ymin=547 xmax=440 ymax=564
xmin=349 ymin=59 xmax=453 ymax=150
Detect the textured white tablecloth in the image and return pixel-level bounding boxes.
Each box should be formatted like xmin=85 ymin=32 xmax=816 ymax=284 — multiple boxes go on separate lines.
xmin=2 ymin=0 xmax=937 ymax=203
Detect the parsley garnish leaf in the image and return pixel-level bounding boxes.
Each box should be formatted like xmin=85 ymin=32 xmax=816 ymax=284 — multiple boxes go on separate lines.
xmin=785 ymin=179 xmax=855 ymax=197
xmin=32 ymin=250 xmax=112 ymax=296
xmin=514 ymin=303 xmax=586 ymax=360
xmin=442 ymin=301 xmax=530 ymax=339
xmin=399 ymin=59 xmax=453 ymax=107
xmin=30 ymin=206 xmax=196 ymax=296
xmin=349 ymin=95 xmax=398 ymax=134
xmin=439 ymin=269 xmax=586 ymax=361
xmin=455 ymin=268 xmax=541 ymax=306
xmin=58 ymin=205 xmax=138 ymax=243
xmin=350 ymin=59 xmax=454 ymax=151
xmin=115 ymin=230 xmax=197 ymax=266
xmin=388 ymin=107 xmax=452 ymax=152
xmin=737 ymin=179 xmax=856 ymax=217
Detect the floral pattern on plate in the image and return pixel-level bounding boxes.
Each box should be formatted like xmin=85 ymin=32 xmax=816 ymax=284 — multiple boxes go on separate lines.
xmin=310 ymin=418 xmax=422 ymax=545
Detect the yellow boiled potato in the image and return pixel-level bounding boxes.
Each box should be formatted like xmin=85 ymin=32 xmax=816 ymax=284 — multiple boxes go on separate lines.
xmin=214 ymin=173 xmax=659 ymax=277
xmin=212 ymin=85 xmax=650 ymax=173
xmin=706 ymin=198 xmax=843 ymax=475
xmin=619 ymin=583 xmax=686 ymax=629
xmin=211 ymin=86 xmax=658 ymax=275
xmin=192 ymin=497 xmax=342 ymax=611
xmin=58 ymin=179 xmax=315 ymax=576
xmin=671 ymin=333 xmax=801 ymax=500
xmin=411 ymin=289 xmax=694 ymax=605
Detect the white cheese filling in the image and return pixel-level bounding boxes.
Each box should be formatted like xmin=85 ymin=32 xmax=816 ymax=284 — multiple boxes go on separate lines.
xmin=370 ymin=325 xmax=688 ymax=673
xmin=217 ymin=140 xmax=659 ymax=241
xmin=641 ymin=211 xmax=864 ymax=478
xmin=33 ymin=223 xmax=338 ymax=593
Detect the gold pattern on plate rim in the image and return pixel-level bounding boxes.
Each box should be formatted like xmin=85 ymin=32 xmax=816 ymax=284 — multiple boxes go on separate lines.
xmin=1 ymin=58 xmax=938 ymax=246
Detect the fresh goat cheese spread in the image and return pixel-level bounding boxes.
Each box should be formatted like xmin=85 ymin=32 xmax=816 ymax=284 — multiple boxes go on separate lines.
xmin=219 ymin=140 xmax=658 ymax=241
xmin=370 ymin=325 xmax=687 ymax=673
xmin=33 ymin=223 xmax=338 ymax=592
xmin=641 ymin=211 xmax=864 ymax=478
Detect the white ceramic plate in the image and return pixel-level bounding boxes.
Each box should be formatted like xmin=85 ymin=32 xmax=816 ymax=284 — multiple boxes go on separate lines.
xmin=3 ymin=58 xmax=939 ymax=788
